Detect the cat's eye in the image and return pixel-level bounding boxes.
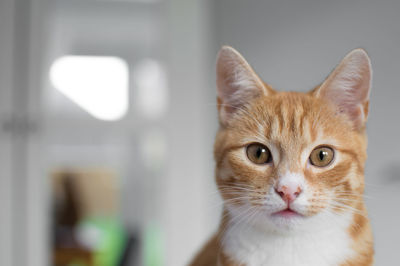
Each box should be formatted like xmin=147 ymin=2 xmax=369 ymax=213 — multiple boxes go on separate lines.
xmin=309 ymin=146 xmax=334 ymax=167
xmin=246 ymin=143 xmax=272 ymax=164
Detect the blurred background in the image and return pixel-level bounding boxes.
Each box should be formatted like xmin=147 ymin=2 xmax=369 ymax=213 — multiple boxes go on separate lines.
xmin=0 ymin=0 xmax=399 ymax=265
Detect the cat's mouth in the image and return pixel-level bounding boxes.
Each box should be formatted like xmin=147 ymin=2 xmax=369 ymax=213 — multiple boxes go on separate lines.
xmin=272 ymin=208 xmax=303 ymax=218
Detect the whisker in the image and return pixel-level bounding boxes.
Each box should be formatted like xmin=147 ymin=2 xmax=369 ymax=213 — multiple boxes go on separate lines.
xmin=329 ymin=201 xmax=369 ymax=218
xmin=219 ymin=183 xmax=257 ymax=189
xmin=218 ymin=187 xmax=257 ymax=192
xmin=333 ymin=193 xmax=373 ymax=200
xmin=226 ymin=206 xmax=260 ymax=238
xmin=219 ymin=206 xmax=254 ymax=239
xmin=239 ymin=207 xmax=261 ymax=235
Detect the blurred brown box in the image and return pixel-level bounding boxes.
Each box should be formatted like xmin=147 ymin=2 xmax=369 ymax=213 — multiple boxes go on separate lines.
xmin=52 ymin=168 xmax=120 ymax=218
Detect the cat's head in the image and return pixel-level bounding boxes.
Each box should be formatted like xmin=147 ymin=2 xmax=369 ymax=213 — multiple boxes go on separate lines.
xmin=215 ymin=46 xmax=371 ymax=232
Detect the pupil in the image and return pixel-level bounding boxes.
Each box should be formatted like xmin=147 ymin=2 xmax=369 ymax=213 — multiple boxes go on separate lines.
xmin=256 ymin=148 xmax=263 ymax=158
xmin=319 ymin=150 xmax=326 ymax=161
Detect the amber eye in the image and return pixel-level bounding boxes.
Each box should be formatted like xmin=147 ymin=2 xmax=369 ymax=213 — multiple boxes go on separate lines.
xmin=309 ymin=146 xmax=334 ymax=167
xmin=246 ymin=143 xmax=272 ymax=164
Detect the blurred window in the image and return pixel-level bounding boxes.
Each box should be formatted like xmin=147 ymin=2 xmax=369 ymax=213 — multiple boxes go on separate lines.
xmin=134 ymin=59 xmax=168 ymax=119
xmin=50 ymin=56 xmax=129 ymax=121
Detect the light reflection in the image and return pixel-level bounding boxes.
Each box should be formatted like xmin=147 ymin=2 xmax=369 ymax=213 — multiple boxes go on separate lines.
xmin=134 ymin=59 xmax=168 ymax=120
xmin=50 ymin=56 xmax=129 ymax=121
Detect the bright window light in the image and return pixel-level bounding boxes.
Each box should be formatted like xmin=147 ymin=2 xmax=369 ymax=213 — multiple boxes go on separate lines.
xmin=50 ymin=56 xmax=129 ymax=121
xmin=139 ymin=129 xmax=167 ymax=172
xmin=134 ymin=59 xmax=168 ymax=119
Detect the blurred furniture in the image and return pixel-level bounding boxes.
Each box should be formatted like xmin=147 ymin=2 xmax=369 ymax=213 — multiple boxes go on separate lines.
xmin=52 ymin=172 xmax=95 ymax=266
xmin=51 ymin=169 xmax=133 ymax=266
xmin=54 ymin=247 xmax=93 ymax=266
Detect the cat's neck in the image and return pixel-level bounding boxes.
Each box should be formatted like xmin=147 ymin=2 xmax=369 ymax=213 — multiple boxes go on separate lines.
xmin=219 ymin=207 xmax=356 ymax=266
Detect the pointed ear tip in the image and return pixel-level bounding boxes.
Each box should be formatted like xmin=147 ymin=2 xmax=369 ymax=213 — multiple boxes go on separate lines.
xmin=347 ymin=48 xmax=371 ymax=63
xmin=221 ymin=45 xmax=234 ymax=50
xmin=219 ymin=45 xmax=235 ymax=52
xmin=217 ymin=45 xmax=241 ymax=59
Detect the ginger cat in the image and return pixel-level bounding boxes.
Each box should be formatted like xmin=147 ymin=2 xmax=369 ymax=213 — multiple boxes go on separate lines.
xmin=190 ymin=47 xmax=374 ymax=266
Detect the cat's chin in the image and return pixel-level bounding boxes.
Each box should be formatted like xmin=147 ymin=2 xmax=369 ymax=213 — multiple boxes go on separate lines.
xmin=266 ymin=212 xmax=306 ymax=232
xmin=243 ymin=209 xmax=308 ymax=233
xmin=272 ymin=208 xmax=303 ymax=218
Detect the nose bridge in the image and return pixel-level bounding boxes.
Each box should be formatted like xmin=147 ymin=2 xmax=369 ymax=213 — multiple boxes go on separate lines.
xmin=277 ymin=140 xmax=303 ymax=174
xmin=277 ymin=171 xmax=304 ymax=188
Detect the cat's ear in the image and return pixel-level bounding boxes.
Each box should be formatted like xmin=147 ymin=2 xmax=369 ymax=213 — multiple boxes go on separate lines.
xmin=216 ymin=46 xmax=274 ymax=126
xmin=313 ymin=48 xmax=372 ymax=131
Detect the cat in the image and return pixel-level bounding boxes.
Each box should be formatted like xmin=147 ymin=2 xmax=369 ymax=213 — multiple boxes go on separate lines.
xmin=190 ymin=46 xmax=374 ymax=266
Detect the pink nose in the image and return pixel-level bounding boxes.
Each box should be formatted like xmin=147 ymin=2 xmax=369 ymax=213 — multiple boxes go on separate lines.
xmin=275 ymin=184 xmax=302 ymax=203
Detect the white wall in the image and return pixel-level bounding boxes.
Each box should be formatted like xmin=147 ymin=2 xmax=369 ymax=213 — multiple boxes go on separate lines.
xmin=216 ymin=0 xmax=400 ymax=265
xmin=1 ymin=0 xmax=220 ymax=265
xmin=43 ymin=1 xmax=219 ymax=266
xmin=165 ymin=0 xmax=218 ymax=265
xmin=0 ymin=0 xmax=49 ymax=265
xmin=0 ymin=0 xmax=15 ymax=265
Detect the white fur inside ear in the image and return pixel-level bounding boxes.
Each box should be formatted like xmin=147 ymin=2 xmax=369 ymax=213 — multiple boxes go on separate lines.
xmin=216 ymin=46 xmax=268 ymax=124
xmin=224 ymin=58 xmax=262 ymax=107
xmin=316 ymin=49 xmax=372 ymax=129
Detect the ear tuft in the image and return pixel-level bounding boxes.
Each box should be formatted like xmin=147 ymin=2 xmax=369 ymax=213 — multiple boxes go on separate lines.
xmin=216 ymin=46 xmax=272 ymax=125
xmin=313 ymin=48 xmax=372 ymax=130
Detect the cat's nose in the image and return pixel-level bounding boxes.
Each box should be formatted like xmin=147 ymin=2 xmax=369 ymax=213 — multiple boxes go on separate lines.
xmin=275 ymin=184 xmax=302 ymax=203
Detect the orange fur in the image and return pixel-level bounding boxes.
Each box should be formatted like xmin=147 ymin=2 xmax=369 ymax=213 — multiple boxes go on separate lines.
xmin=190 ymin=47 xmax=374 ymax=266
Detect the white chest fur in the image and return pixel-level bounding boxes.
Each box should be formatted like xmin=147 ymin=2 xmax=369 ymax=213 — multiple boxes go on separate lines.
xmin=221 ymin=211 xmax=354 ymax=266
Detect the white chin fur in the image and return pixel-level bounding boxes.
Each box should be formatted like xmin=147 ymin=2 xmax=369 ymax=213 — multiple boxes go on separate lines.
xmin=222 ymin=205 xmax=355 ymax=266
xmin=225 ymin=203 xmax=309 ymax=233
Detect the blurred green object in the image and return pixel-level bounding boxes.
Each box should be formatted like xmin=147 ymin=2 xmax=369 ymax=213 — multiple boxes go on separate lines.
xmin=79 ymin=217 xmax=127 ymax=266
xmin=144 ymin=223 xmax=164 ymax=266
xmin=66 ymin=261 xmax=87 ymax=266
